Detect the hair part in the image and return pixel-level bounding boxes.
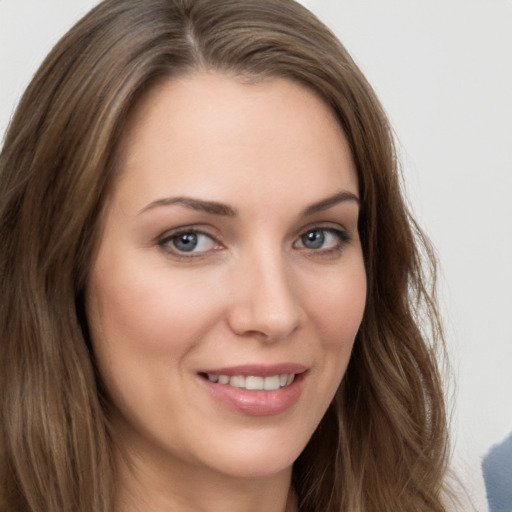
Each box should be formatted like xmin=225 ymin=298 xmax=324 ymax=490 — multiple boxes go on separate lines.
xmin=0 ymin=1 xmax=450 ymax=510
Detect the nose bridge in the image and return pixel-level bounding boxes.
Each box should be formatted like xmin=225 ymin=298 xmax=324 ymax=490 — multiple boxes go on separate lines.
xmin=228 ymin=242 xmax=301 ymax=340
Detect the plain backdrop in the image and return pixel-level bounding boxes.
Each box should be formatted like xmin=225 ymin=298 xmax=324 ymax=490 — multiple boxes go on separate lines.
xmin=1 ymin=1 xmax=511 ymax=510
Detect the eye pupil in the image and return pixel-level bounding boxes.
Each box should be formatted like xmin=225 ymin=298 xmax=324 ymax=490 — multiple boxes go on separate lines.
xmin=173 ymin=233 xmax=198 ymax=252
xmin=302 ymin=229 xmax=325 ymax=249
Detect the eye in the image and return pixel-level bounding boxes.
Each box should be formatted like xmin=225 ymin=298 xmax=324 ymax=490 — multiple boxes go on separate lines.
xmin=159 ymin=229 xmax=220 ymax=255
xmin=295 ymin=227 xmax=349 ymax=251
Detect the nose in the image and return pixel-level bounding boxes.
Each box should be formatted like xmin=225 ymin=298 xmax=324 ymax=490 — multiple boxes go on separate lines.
xmin=227 ymin=248 xmax=303 ymax=342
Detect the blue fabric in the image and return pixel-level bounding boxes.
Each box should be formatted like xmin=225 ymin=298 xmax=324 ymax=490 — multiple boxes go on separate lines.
xmin=482 ymin=431 xmax=512 ymax=512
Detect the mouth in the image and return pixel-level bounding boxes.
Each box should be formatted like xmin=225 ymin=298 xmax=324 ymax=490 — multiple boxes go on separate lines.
xmin=200 ymin=373 xmax=295 ymax=391
xmin=196 ymin=364 xmax=307 ymax=415
xmin=198 ymin=366 xmax=307 ymax=416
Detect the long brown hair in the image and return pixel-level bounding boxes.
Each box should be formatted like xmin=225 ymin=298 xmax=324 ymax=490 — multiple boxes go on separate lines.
xmin=0 ymin=0 xmax=449 ymax=510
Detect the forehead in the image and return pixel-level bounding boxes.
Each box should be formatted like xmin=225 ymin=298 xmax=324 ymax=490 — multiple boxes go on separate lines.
xmin=112 ymin=72 xmax=358 ymax=213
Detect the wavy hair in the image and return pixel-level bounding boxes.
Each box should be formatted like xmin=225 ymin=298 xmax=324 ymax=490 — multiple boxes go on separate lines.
xmin=0 ymin=0 xmax=449 ymax=510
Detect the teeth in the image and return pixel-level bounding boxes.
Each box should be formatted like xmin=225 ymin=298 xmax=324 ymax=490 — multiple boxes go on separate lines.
xmin=245 ymin=376 xmax=263 ymax=390
xmin=206 ymin=373 xmax=295 ymax=390
xmin=263 ymin=375 xmax=280 ymax=391
xmin=230 ymin=375 xmax=245 ymax=388
xmin=218 ymin=375 xmax=230 ymax=385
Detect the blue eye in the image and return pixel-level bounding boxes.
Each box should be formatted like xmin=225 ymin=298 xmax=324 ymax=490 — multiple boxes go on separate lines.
xmin=296 ymin=228 xmax=348 ymax=251
xmin=161 ymin=230 xmax=217 ymax=254
xmin=172 ymin=232 xmax=199 ymax=252
xmin=300 ymin=229 xmax=325 ymax=249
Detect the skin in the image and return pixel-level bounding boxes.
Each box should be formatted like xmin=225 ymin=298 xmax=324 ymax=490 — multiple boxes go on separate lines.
xmin=87 ymin=72 xmax=367 ymax=512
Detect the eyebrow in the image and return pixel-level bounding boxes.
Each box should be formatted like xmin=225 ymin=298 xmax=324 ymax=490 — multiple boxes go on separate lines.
xmin=139 ymin=197 xmax=237 ymax=216
xmin=301 ymin=190 xmax=360 ymax=216
xmin=139 ymin=190 xmax=359 ymax=217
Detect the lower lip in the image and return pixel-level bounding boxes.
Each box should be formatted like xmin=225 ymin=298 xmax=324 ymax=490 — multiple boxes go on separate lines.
xmin=200 ymin=373 xmax=306 ymax=416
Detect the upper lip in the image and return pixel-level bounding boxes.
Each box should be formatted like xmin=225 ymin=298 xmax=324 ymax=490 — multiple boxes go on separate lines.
xmin=198 ymin=363 xmax=308 ymax=377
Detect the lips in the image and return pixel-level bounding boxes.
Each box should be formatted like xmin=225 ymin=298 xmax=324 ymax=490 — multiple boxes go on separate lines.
xmin=198 ymin=364 xmax=307 ymax=416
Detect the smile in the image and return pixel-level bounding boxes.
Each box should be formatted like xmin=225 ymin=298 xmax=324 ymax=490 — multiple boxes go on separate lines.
xmin=205 ymin=373 xmax=295 ymax=391
xmin=198 ymin=364 xmax=307 ymax=415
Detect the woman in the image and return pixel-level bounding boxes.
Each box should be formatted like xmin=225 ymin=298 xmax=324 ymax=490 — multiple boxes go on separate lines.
xmin=0 ymin=0 xmax=450 ymax=510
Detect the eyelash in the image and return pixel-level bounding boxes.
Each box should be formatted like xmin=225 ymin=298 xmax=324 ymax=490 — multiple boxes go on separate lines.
xmin=158 ymin=226 xmax=351 ymax=259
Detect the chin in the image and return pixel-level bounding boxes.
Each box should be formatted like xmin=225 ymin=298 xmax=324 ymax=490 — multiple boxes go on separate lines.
xmin=196 ymin=430 xmax=309 ymax=480
xmin=209 ymin=453 xmax=297 ymax=480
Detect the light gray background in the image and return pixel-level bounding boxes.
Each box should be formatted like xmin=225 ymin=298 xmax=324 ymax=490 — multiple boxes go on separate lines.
xmin=1 ymin=1 xmax=511 ymax=510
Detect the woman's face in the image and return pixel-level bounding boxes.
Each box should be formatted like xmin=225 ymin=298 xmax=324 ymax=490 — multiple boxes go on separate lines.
xmin=87 ymin=73 xmax=366 ymax=482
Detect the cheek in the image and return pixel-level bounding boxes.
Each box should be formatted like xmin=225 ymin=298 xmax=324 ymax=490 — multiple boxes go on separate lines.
xmin=85 ymin=258 xmax=227 ymax=424
xmin=295 ymin=261 xmax=366 ymax=432
xmin=304 ymin=264 xmax=367 ymax=350
xmin=87 ymin=257 xmax=225 ymax=358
